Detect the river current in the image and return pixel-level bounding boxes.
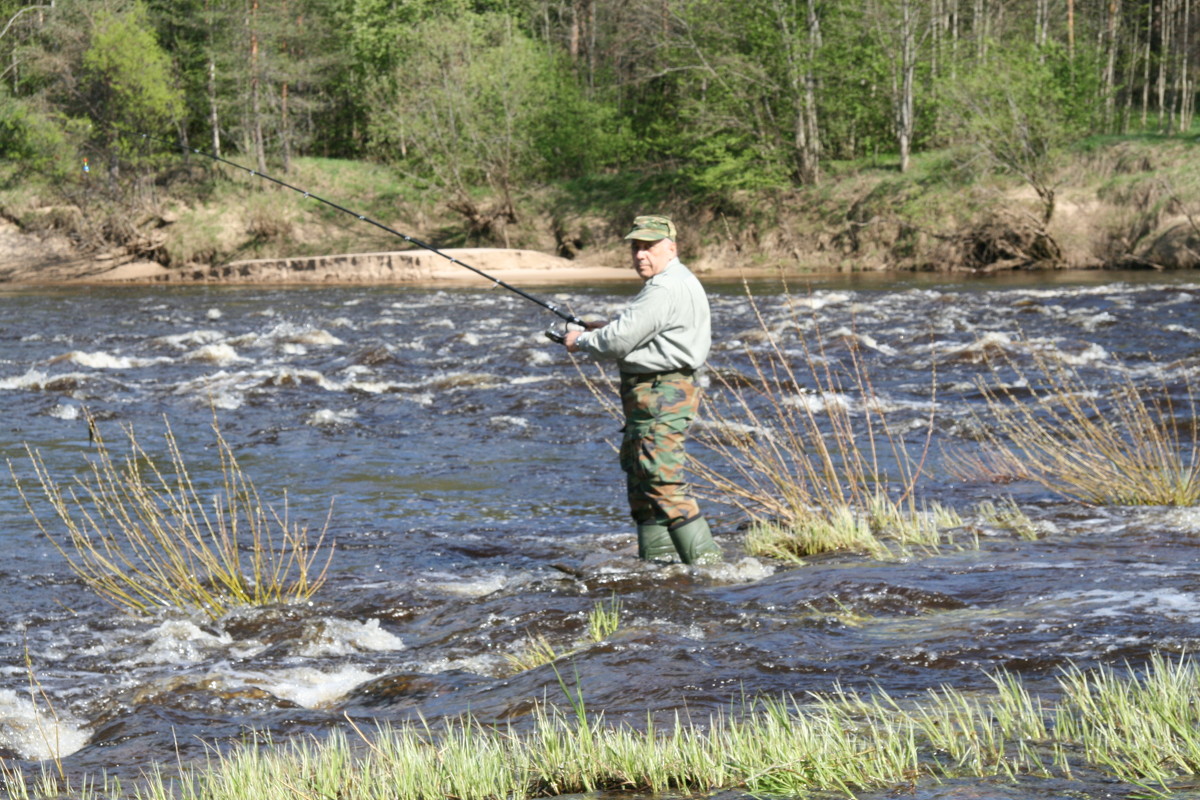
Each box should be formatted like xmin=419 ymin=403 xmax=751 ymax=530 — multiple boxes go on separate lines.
xmin=1 ymin=271 xmax=1198 ymax=798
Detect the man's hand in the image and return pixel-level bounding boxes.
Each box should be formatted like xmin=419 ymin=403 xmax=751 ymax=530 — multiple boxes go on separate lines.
xmin=564 ymin=330 xmax=582 ymax=352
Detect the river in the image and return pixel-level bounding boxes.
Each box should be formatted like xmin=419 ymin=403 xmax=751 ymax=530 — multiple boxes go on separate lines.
xmin=1 ymin=270 xmax=1198 ymax=798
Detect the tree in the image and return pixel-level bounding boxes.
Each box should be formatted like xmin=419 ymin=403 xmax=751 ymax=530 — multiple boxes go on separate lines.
xmin=369 ymin=11 xmax=620 ymax=240
xmin=942 ymin=41 xmax=1100 ymax=226
xmin=77 ymin=2 xmax=183 ymax=179
xmin=867 ymin=0 xmax=932 ymax=173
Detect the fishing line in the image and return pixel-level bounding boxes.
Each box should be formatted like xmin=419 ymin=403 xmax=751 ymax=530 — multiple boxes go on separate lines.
xmin=136 ymin=132 xmax=590 ymax=327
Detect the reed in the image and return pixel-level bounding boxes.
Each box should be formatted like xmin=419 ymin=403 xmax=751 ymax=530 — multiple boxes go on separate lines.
xmin=69 ymin=655 xmax=1198 ymax=800
xmin=693 ymin=286 xmax=952 ymax=560
xmin=954 ymin=346 xmax=1200 ymax=506
xmin=9 ymin=414 xmax=334 ymax=621
xmin=503 ymin=633 xmax=561 ymax=673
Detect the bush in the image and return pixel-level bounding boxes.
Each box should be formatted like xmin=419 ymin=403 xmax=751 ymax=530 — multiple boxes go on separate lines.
xmin=10 ymin=414 xmax=334 ymax=619
xmin=952 ymin=345 xmax=1200 ymax=506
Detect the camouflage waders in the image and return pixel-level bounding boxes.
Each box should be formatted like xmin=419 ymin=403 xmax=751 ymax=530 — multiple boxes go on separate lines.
xmin=619 ymin=370 xmax=721 ymax=564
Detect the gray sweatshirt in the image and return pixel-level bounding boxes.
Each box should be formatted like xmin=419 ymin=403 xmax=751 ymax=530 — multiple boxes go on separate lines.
xmin=575 ymin=258 xmax=711 ymax=374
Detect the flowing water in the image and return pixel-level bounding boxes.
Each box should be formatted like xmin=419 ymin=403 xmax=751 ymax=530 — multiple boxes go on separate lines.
xmin=1 ymin=271 xmax=1199 ymax=798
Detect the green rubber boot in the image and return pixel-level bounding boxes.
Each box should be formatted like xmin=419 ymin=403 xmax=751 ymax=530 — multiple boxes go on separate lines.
xmin=668 ymin=516 xmax=722 ymax=565
xmin=637 ymin=521 xmax=677 ymax=561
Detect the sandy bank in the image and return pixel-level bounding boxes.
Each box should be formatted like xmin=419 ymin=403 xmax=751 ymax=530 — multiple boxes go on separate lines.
xmin=0 ymin=230 xmax=771 ymax=286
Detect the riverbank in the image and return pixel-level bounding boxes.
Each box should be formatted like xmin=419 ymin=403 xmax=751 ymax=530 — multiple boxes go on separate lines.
xmin=1 ymin=136 xmax=1197 ymax=285
xmin=0 ymin=220 xmax=775 ymax=286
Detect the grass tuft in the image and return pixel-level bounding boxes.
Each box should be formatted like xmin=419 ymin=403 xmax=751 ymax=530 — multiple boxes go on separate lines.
xmin=694 ymin=285 xmax=953 ymax=561
xmin=975 ymin=497 xmax=1041 ymax=540
xmin=9 ymin=413 xmax=334 ymax=620
xmin=952 ymin=345 xmax=1200 ymax=506
xmin=504 ymin=596 xmax=625 ymax=673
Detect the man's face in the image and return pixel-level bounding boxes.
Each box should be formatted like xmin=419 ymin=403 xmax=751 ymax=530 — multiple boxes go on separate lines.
xmin=631 ymin=238 xmax=676 ymax=281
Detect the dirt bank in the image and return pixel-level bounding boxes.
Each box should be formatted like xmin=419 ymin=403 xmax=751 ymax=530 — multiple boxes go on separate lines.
xmin=0 ymin=221 xmax=772 ymax=286
xmin=2 ymin=139 xmax=1196 ymax=284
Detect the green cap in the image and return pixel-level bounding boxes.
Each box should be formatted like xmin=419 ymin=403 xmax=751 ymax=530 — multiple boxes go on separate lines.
xmin=624 ymin=215 xmax=676 ymax=242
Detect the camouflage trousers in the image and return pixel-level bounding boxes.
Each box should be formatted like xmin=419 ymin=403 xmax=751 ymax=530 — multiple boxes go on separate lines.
xmin=618 ymin=370 xmax=702 ymax=527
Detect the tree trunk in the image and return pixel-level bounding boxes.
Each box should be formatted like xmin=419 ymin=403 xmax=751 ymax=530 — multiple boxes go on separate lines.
xmin=1103 ymin=0 xmax=1120 ymax=130
xmin=974 ymin=0 xmax=985 ymax=60
xmin=280 ymin=0 xmax=292 ymax=173
xmin=1066 ymin=0 xmax=1075 ymax=60
xmin=778 ymin=0 xmax=822 ymax=184
xmin=1178 ymin=0 xmax=1193 ymax=130
xmin=1158 ymin=0 xmax=1172 ymax=130
xmin=1142 ymin=0 xmax=1153 ymax=128
xmin=209 ymin=59 xmax=221 ymax=156
xmin=898 ymin=0 xmax=917 ymax=173
xmin=249 ymin=0 xmax=267 ymax=174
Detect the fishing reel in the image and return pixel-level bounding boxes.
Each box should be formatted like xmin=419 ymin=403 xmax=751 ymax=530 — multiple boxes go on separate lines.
xmin=545 ymin=318 xmax=604 ymax=345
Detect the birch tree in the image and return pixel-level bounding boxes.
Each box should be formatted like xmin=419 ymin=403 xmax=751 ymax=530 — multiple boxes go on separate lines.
xmin=868 ymin=0 xmax=930 ymax=172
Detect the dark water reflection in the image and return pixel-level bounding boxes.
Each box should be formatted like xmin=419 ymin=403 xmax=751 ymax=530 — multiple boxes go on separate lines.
xmin=1 ymin=271 xmax=1199 ymax=798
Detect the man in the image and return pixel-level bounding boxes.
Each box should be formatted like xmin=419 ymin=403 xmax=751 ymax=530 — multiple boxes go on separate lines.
xmin=563 ymin=215 xmax=721 ymax=565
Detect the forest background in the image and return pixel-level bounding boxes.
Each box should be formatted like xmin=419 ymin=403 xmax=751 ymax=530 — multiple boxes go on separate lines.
xmin=0 ymin=0 xmax=1197 ymax=277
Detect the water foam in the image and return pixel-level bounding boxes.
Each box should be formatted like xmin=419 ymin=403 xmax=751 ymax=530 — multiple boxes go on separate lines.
xmin=1041 ymin=588 xmax=1200 ymax=622
xmin=186 ymin=343 xmax=248 ymax=366
xmin=293 ymin=618 xmax=405 ymax=658
xmin=241 ymin=665 xmax=383 ymax=709
xmin=0 ymin=368 xmax=88 ymax=392
xmin=0 ymin=689 xmax=91 ymax=761
xmin=155 ymin=329 xmax=225 ymax=349
xmin=121 ymin=620 xmax=235 ymax=666
xmin=782 ymin=390 xmax=855 ymax=414
xmin=307 ymin=408 xmax=360 ymax=427
xmin=488 ymin=415 xmax=528 ymax=430
xmin=56 ymin=351 xmax=159 ymax=369
xmin=48 ymin=404 xmax=79 ymax=420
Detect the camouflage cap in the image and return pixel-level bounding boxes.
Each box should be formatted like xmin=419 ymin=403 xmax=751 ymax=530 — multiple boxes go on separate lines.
xmin=624 ymin=215 xmax=677 ymax=242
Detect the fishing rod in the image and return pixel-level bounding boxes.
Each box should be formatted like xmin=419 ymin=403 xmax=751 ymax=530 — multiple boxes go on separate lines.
xmin=136 ymin=132 xmax=596 ymax=331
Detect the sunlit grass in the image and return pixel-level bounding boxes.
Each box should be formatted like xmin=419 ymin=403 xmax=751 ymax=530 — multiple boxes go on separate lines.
xmin=8 ymin=414 xmax=333 ymax=621
xmin=504 ymin=633 xmax=562 ymax=673
xmin=975 ymin=496 xmax=1041 ymax=540
xmin=586 ymin=593 xmax=622 ymax=643
xmin=952 ymin=345 xmax=1200 ymax=506
xmin=504 ymin=595 xmax=624 ymax=673
xmin=50 ymin=654 xmax=1196 ymax=800
xmin=692 ymin=286 xmax=954 ymax=561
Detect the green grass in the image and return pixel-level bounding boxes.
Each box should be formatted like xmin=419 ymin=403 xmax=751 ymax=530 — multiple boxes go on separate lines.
xmin=11 ymin=655 xmax=1200 ymax=800
xmin=974 ymin=497 xmax=1040 ymax=540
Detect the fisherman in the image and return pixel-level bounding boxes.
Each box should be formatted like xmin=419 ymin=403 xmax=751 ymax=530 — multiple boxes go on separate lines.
xmin=563 ymin=215 xmax=721 ymax=565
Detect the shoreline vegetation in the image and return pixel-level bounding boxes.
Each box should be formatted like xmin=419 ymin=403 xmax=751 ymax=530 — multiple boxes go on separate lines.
xmin=2 ymin=0 xmax=1198 ymax=287
xmin=1 ymin=135 xmax=1199 ymax=287
xmin=7 ymin=656 xmax=1200 ymax=800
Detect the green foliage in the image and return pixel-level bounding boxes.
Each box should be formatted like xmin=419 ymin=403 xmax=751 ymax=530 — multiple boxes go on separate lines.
xmin=0 ymin=94 xmax=80 ymax=178
xmin=81 ymin=3 xmax=183 ymax=136
xmin=0 ymin=0 xmax=1195 ymax=246
xmin=367 ymin=10 xmax=626 ymax=230
xmin=939 ymin=40 xmax=1105 ymax=222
